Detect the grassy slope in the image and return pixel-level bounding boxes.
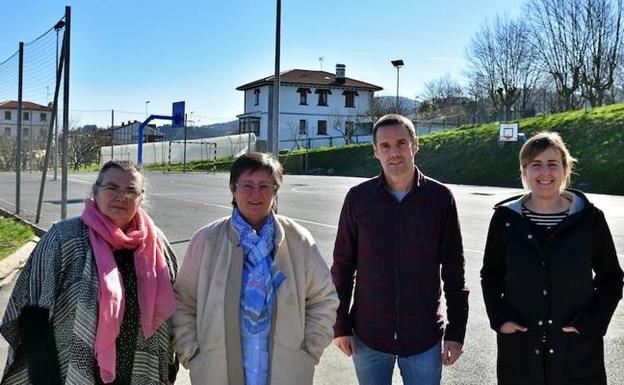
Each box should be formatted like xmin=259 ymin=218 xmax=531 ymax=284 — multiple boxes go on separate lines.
xmin=418 ymin=104 xmax=624 ymax=194
xmin=0 ymin=217 xmax=34 ymax=260
xmin=146 ymin=104 xmax=624 ymax=195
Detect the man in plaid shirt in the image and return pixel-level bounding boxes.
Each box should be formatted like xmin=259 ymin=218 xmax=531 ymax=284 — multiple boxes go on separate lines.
xmin=331 ymin=114 xmax=469 ymax=385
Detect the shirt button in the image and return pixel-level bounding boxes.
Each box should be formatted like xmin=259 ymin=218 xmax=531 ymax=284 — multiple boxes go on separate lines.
xmin=543 ymin=289 xmax=548 ymax=296
xmin=549 ymin=349 xmax=554 ymax=354
xmin=541 ymin=261 xmax=546 ymax=267
xmin=505 ymin=222 xmax=510 ymax=227
xmin=548 ymin=320 xmax=553 ymax=324
xmin=538 ymin=320 xmax=543 ymax=326
xmin=528 ymin=234 xmax=533 ymax=239
xmin=534 ymin=349 xmax=540 ymax=355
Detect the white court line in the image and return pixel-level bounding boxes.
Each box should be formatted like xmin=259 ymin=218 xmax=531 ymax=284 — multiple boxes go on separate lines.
xmin=68 ymin=177 xmax=92 ymax=185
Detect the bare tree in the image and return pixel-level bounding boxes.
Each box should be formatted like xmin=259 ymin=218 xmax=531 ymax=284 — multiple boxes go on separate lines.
xmin=286 ymin=121 xmax=305 ymax=150
xmin=467 ymin=15 xmax=539 ymax=120
xmin=0 ymin=135 xmax=16 ymax=171
xmin=581 ymin=0 xmax=623 ymax=106
xmin=419 ymin=75 xmax=471 ymax=124
xmin=329 ymin=110 xmax=357 ymax=145
xmin=65 ymin=127 xmax=110 ymax=170
xmin=526 ymin=0 xmax=590 ymax=111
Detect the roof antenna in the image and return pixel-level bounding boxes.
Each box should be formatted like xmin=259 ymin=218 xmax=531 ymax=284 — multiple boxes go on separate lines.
xmin=319 ymin=56 xmax=324 ymax=71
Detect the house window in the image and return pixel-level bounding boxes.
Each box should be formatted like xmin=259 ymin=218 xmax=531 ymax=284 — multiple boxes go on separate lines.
xmin=23 ymin=127 xmax=29 ymax=136
xmin=4 ymin=127 xmax=10 ymax=136
xmin=23 ymin=112 xmax=30 ymax=121
xmin=254 ymin=89 xmax=260 ymax=106
xmin=4 ymin=111 xmax=10 ymax=120
xmin=317 ymin=120 xmax=327 ymax=135
xmin=299 ymin=119 xmax=307 ymax=135
xmin=40 ymin=113 xmax=47 ymax=122
xmin=40 ymin=129 xmax=47 ymax=137
xmin=343 ymin=91 xmax=358 ymax=108
xmin=316 ymin=89 xmax=331 ymax=106
xmin=297 ymin=88 xmax=310 ymax=105
xmin=239 ymin=117 xmax=260 ymax=135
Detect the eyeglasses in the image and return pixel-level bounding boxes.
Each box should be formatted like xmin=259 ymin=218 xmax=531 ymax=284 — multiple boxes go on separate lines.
xmin=99 ymin=184 xmax=143 ymax=199
xmin=235 ymin=182 xmax=276 ymax=194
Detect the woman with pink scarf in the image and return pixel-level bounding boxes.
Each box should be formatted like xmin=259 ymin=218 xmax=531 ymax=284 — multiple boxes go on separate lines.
xmin=1 ymin=160 xmax=178 ymax=385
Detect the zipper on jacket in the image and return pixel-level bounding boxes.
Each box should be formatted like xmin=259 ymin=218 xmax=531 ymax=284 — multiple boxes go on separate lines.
xmin=393 ymin=204 xmax=401 ymax=343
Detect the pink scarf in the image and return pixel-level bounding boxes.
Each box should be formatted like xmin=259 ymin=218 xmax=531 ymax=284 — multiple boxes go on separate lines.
xmin=80 ymin=199 xmax=176 ymax=384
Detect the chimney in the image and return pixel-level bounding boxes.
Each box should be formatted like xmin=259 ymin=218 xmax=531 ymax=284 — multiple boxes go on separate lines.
xmin=335 ymin=64 xmax=346 ymax=81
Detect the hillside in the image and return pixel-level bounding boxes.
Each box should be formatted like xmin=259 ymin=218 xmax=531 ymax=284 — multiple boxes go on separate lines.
xmin=149 ymin=104 xmax=624 ymax=195
xmin=281 ymin=103 xmax=624 ymax=195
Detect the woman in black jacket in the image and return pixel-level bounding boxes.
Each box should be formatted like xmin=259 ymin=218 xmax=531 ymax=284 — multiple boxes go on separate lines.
xmin=481 ymin=132 xmax=623 ymax=385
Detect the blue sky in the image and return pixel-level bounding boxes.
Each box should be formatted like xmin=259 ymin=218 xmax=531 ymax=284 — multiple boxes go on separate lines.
xmin=0 ymin=0 xmax=524 ymax=127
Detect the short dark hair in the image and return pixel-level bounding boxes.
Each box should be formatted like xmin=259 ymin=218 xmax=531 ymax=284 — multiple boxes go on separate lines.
xmin=229 ymin=152 xmax=283 ymax=207
xmin=373 ymin=114 xmax=416 ymax=144
xmin=92 ymin=160 xmax=143 ymax=196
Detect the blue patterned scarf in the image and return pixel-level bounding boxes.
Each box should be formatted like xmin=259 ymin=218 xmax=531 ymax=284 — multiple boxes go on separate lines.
xmin=233 ymin=208 xmax=286 ymax=333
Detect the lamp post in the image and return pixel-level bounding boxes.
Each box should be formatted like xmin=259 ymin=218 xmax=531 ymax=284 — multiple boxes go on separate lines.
xmin=145 ymin=100 xmax=150 ymax=119
xmin=391 ymin=59 xmax=404 ymax=113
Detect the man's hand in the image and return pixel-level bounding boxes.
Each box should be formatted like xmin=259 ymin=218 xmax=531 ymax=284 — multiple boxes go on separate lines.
xmin=499 ymin=321 xmax=528 ymax=334
xmin=334 ymin=336 xmax=357 ymax=357
xmin=441 ymin=340 xmax=463 ymax=366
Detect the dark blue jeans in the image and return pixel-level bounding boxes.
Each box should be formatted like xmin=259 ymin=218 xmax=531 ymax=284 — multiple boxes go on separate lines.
xmin=352 ymin=334 xmax=442 ymax=385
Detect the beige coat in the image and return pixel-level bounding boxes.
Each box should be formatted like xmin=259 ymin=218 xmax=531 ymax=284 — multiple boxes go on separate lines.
xmin=172 ymin=214 xmax=338 ymax=385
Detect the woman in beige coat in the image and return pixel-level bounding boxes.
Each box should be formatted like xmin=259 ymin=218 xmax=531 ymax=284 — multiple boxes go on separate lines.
xmin=172 ymin=152 xmax=338 ymax=385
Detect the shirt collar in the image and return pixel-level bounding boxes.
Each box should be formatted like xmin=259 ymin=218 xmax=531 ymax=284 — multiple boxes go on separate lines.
xmin=375 ymin=167 xmax=423 ymax=194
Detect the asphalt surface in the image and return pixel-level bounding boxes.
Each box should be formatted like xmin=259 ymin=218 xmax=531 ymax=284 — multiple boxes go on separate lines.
xmin=0 ymin=171 xmax=622 ymax=385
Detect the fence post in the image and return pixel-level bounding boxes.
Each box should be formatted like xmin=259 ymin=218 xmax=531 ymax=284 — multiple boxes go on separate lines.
xmin=168 ymin=141 xmax=171 ymax=172
xmin=213 ymin=144 xmax=217 ymax=173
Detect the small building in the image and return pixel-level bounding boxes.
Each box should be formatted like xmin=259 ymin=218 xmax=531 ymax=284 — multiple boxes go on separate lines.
xmin=0 ymin=100 xmax=53 ymax=139
xmin=236 ymin=64 xmax=382 ymax=150
xmin=112 ymin=121 xmax=164 ymax=145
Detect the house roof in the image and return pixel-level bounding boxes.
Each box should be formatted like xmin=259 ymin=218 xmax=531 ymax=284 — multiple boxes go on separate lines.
xmin=236 ymin=69 xmax=383 ymax=91
xmin=0 ymin=100 xmax=52 ymax=111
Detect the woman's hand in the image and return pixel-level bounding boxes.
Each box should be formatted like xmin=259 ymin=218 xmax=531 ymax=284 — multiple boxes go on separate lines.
xmin=499 ymin=321 xmax=528 ymax=334
xmin=562 ymin=326 xmax=579 ymax=334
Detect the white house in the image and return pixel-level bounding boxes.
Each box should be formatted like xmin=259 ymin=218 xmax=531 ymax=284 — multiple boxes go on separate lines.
xmin=0 ymin=100 xmax=53 ymax=139
xmin=236 ymin=64 xmax=382 ymax=150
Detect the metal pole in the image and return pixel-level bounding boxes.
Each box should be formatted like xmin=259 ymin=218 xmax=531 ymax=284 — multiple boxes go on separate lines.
xmin=396 ymin=67 xmax=400 ymax=113
xmin=35 ymin=37 xmax=66 ymax=224
xmin=183 ymin=113 xmax=187 ymax=172
xmin=53 ymin=27 xmax=59 ymax=181
xmin=29 ymin=114 xmax=33 ymax=172
xmin=271 ymin=0 xmax=281 ymax=159
xmin=61 ymin=6 xmax=71 ymax=219
xmin=16 ymin=42 xmax=24 ymax=215
xmin=111 ymin=109 xmax=114 ymax=159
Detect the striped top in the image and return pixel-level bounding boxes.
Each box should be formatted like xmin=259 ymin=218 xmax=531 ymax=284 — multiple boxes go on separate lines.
xmin=522 ymin=205 xmax=569 ymax=230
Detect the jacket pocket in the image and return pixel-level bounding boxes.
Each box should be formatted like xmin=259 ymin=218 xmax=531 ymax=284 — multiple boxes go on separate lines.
xmin=564 ymin=333 xmax=606 ymax=384
xmin=270 ymin=341 xmax=315 ymax=385
xmin=188 ymin=345 xmax=228 ymax=385
xmin=496 ymin=332 xmax=530 ymax=379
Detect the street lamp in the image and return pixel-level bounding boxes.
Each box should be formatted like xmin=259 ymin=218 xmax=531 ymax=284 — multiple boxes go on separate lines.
xmin=391 ymin=59 xmax=404 ymax=113
xmin=145 ymin=100 xmax=150 ymax=118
